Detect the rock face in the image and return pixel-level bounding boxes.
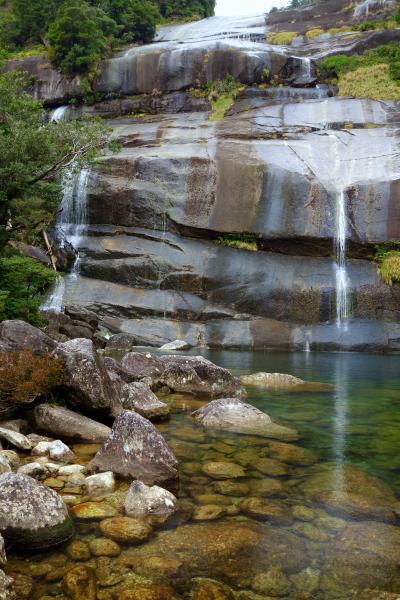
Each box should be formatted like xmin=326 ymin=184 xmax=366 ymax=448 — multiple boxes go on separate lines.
xmin=33 ymin=404 xmax=111 ymax=443
xmin=192 ymin=398 xmax=299 ymax=441
xmin=55 ymin=338 xmax=120 ymax=414
xmin=0 ymin=473 xmax=73 ymax=549
xmin=90 ymin=410 xmax=178 ymax=485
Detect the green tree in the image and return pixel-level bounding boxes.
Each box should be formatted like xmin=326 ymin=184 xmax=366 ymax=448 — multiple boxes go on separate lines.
xmin=155 ymin=0 xmax=215 ymax=19
xmin=47 ymin=1 xmax=113 ymax=75
xmin=98 ymin=0 xmax=159 ymax=43
xmin=10 ymin=0 xmax=62 ymax=45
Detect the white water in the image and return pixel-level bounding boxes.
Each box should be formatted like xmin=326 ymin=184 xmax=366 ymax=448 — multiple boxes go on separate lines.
xmin=334 ymin=189 xmax=350 ymax=327
xmin=50 ymin=106 xmax=69 ymax=123
xmin=156 ymin=14 xmax=266 ymax=43
xmin=41 ymin=168 xmax=91 ymax=312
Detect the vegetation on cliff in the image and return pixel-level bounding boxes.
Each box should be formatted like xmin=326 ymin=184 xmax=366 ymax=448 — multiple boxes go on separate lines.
xmin=319 ymin=43 xmax=400 ymax=100
xmin=0 ymin=68 xmax=109 ymax=323
xmin=0 ymin=0 xmax=215 ymax=75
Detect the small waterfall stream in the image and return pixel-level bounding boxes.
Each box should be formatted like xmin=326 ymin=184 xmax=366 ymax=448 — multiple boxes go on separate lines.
xmin=334 ymin=189 xmax=350 ymax=327
xmin=41 ymin=168 xmax=91 ymax=312
xmin=50 ymin=106 xmax=69 ymax=123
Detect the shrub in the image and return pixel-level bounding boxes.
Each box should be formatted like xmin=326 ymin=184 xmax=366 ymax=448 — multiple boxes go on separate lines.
xmin=215 ymin=234 xmax=258 ymax=252
xmin=0 ymin=255 xmax=57 ymax=325
xmin=0 ymin=350 xmax=64 ymax=412
xmin=306 ymin=27 xmax=325 ymax=39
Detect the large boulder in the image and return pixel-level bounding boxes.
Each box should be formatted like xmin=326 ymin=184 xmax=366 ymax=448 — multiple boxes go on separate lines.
xmin=0 ymin=473 xmax=73 ymax=549
xmin=240 ymin=372 xmax=334 ymax=392
xmin=192 ymin=398 xmax=299 ymax=441
xmin=0 ymin=321 xmax=56 ymax=355
xmin=90 ymin=411 xmax=178 ymax=485
xmin=55 ymin=338 xmax=121 ymax=414
xmin=33 ymin=405 xmax=111 ymax=443
xmin=121 ymin=353 xmax=246 ymax=399
xmin=119 ymin=383 xmax=170 ymax=420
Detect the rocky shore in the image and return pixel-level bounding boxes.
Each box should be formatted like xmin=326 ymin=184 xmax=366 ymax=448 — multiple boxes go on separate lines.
xmin=0 ymin=318 xmax=400 ymax=599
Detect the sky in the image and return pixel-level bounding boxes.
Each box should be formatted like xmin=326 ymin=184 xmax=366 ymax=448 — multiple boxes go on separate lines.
xmin=215 ymin=0 xmax=288 ymax=15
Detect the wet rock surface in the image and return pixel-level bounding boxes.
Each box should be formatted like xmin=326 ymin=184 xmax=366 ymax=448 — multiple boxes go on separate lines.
xmin=33 ymin=405 xmax=111 ymax=443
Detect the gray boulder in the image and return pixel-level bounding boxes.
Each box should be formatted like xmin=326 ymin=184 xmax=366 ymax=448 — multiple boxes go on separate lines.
xmin=90 ymin=410 xmax=178 ymax=485
xmin=121 ymin=352 xmax=164 ymax=382
xmin=106 ymin=333 xmax=136 ymax=351
xmin=159 ymin=340 xmax=191 ymax=351
xmin=64 ymin=306 xmax=99 ymax=330
xmin=0 ymin=473 xmax=73 ymax=549
xmin=192 ymin=398 xmax=299 ymax=441
xmin=124 ymin=480 xmax=178 ymax=519
xmin=55 ymin=338 xmax=121 ymax=414
xmin=120 ymin=383 xmax=170 ymax=420
xmin=33 ymin=405 xmax=111 ymax=443
xmin=0 ymin=321 xmax=56 ymax=355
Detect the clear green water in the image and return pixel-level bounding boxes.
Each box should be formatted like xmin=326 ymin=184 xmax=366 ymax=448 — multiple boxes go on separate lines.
xmin=6 ymin=351 xmax=400 ymax=600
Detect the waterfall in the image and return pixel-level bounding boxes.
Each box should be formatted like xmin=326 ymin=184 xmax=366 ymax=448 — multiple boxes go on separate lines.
xmin=41 ymin=167 xmax=91 ymax=312
xmin=302 ymin=57 xmax=312 ymax=78
xmin=334 ymin=189 xmax=350 ymax=327
xmin=50 ymin=106 xmax=69 ymax=123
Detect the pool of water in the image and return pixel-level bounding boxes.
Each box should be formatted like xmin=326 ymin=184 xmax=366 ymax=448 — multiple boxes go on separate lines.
xmin=6 ymin=351 xmax=400 ymax=600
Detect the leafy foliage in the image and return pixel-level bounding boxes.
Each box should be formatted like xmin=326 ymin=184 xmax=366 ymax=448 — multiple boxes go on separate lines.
xmin=0 ymin=255 xmax=57 ymax=324
xmin=375 ymin=246 xmax=400 ymax=285
xmin=0 ymin=350 xmax=64 ymax=410
xmin=215 ymin=234 xmax=258 ymax=252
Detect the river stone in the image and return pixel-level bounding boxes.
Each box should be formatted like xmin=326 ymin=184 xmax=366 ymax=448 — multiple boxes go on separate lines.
xmin=202 ymin=462 xmax=246 ymax=480
xmin=0 ymin=428 xmax=32 ymax=450
xmin=106 ymin=333 xmax=136 ymax=351
xmin=355 ymin=592 xmax=400 ymax=600
xmin=66 ymin=539 xmax=91 ymax=561
xmin=85 ymin=472 xmax=115 ymax=497
xmin=192 ymin=505 xmax=226 ymax=521
xmin=268 ymin=441 xmax=317 ymax=466
xmin=240 ymin=498 xmax=293 ymax=525
xmin=240 ymin=373 xmax=332 ymax=392
xmin=90 ymin=410 xmax=178 ymax=485
xmin=249 ymin=478 xmax=291 ymax=497
xmin=124 ymin=480 xmax=178 ymax=519
xmin=89 ymin=537 xmax=121 ymax=557
xmin=70 ymin=502 xmax=118 ymax=521
xmin=249 ymin=458 xmax=289 ymax=477
xmin=160 ymin=340 xmax=192 ymax=351
xmin=191 ymin=578 xmax=235 ymax=599
xmin=115 ymin=584 xmax=180 ymax=600
xmin=0 ymin=320 xmax=56 ymax=355
xmin=0 ymin=458 xmax=10 ymax=476
xmin=211 ymin=481 xmax=250 ymax=496
xmin=321 ymin=522 xmax=400 ymax=593
xmin=33 ymin=405 xmax=111 ymax=443
xmin=99 ymin=516 xmax=152 ymax=544
xmin=54 ymin=338 xmax=120 ymax=414
xmin=62 ymin=565 xmax=96 ymax=600
xmin=252 ymin=567 xmax=292 ymax=596
xmin=118 ymin=520 xmax=307 ymax=587
xmin=192 ymin=399 xmax=298 ymax=441
xmin=0 ymin=473 xmax=73 ymax=550
xmin=119 ymin=383 xmax=170 ymax=420
xmin=299 ymin=463 xmax=398 ymax=522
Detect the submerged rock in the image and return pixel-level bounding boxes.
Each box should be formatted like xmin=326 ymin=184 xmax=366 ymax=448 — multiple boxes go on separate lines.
xmin=268 ymin=441 xmax=317 ymax=466
xmin=120 ymin=383 xmax=170 ymax=420
xmin=33 ymin=405 xmax=111 ymax=443
xmin=0 ymin=473 xmax=73 ymax=549
xmin=124 ymin=480 xmax=178 ymax=520
xmin=240 ymin=372 xmax=333 ymax=392
xmin=90 ymin=410 xmax=178 ymax=485
xmin=202 ymin=462 xmax=246 ymax=480
xmin=191 ymin=578 xmax=235 ymax=599
xmin=99 ymin=516 xmax=152 ymax=544
xmin=62 ymin=565 xmax=96 ymax=600
xmin=192 ymin=398 xmax=299 ymax=441
xmin=115 ymin=584 xmax=180 ymax=600
xmin=55 ymin=338 xmax=120 ymax=414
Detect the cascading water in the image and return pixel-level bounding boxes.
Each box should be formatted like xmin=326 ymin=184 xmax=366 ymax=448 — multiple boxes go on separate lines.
xmin=50 ymin=106 xmax=69 ymax=123
xmin=41 ymin=168 xmax=91 ymax=312
xmin=334 ymin=189 xmax=350 ymax=327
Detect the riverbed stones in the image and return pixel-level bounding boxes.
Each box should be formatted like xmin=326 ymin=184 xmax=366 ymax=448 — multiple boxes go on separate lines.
xmin=119 ymin=383 xmax=170 ymax=420
xmin=240 ymin=498 xmax=293 ymax=525
xmin=268 ymin=441 xmax=317 ymax=466
xmin=54 ymin=338 xmax=119 ymax=414
xmin=300 ymin=463 xmax=398 ymax=522
xmin=322 ymin=522 xmax=400 ymax=593
xmin=33 ymin=405 xmax=111 ymax=443
xmin=124 ymin=480 xmax=178 ymax=520
xmin=252 ymin=567 xmax=292 ymax=596
xmin=192 ymin=505 xmax=226 ymax=521
xmin=202 ymin=462 xmax=246 ymax=480
xmin=191 ymin=578 xmax=235 ymax=599
xmin=66 ymin=539 xmax=91 ymax=561
xmin=249 ymin=478 xmax=291 ymax=498
xmin=62 ymin=565 xmax=96 ymax=600
xmin=88 ymin=537 xmax=121 ymax=557
xmin=90 ymin=411 xmax=178 ymax=485
xmin=70 ymin=501 xmax=118 ymax=521
xmin=192 ymin=399 xmax=298 ymax=441
xmin=0 ymin=473 xmax=73 ymax=549
xmin=115 ymin=584 xmax=180 ymax=600
xmin=119 ymin=520 xmax=307 ymax=586
xmin=99 ymin=516 xmax=152 ymax=544
xmin=211 ymin=481 xmax=250 ymax=496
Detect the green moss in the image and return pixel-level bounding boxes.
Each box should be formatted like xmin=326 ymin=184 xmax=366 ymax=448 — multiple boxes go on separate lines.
xmin=215 ymin=234 xmax=258 ymax=252
xmin=210 ymin=95 xmax=235 ymax=121
xmin=306 ymin=27 xmax=325 ymax=39
xmin=266 ymin=31 xmax=298 ymax=45
xmin=339 ymin=63 xmax=400 ymax=100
